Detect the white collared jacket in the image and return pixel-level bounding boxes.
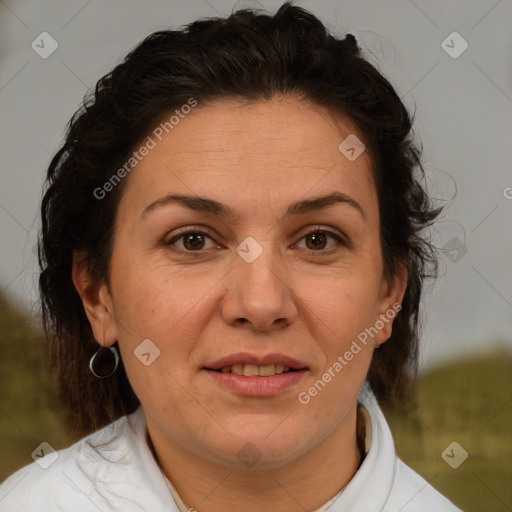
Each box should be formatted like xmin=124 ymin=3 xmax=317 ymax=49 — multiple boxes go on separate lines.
xmin=0 ymin=385 xmax=462 ymax=511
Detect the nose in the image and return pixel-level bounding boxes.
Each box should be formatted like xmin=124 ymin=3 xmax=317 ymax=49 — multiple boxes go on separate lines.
xmin=220 ymin=240 xmax=298 ymax=332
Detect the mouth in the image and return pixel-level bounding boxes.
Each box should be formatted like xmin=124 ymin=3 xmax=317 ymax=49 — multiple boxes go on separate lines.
xmin=202 ymin=353 xmax=309 ymax=397
xmin=206 ymin=363 xmax=302 ymax=376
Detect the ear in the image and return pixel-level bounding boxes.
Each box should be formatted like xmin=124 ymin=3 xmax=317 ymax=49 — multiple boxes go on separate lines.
xmin=373 ymin=261 xmax=408 ymax=347
xmin=71 ymin=252 xmax=118 ymax=347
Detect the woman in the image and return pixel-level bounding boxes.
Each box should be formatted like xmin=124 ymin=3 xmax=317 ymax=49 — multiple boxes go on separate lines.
xmin=0 ymin=2 xmax=462 ymax=511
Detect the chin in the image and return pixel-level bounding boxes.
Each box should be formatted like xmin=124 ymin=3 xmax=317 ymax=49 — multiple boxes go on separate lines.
xmin=202 ymin=422 xmax=316 ymax=470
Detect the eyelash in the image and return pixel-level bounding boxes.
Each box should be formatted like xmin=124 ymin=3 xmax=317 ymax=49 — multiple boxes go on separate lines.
xmin=164 ymin=225 xmax=347 ymax=257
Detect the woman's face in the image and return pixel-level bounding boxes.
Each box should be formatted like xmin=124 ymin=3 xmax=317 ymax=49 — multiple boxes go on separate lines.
xmin=78 ymin=97 xmax=406 ymax=469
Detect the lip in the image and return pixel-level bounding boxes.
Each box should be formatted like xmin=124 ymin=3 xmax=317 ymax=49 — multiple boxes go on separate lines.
xmin=203 ymin=368 xmax=308 ymax=397
xmin=203 ymin=352 xmax=308 ymax=371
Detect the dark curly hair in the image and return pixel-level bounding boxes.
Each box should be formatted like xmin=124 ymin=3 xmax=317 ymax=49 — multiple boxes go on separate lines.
xmin=38 ymin=1 xmax=444 ymax=437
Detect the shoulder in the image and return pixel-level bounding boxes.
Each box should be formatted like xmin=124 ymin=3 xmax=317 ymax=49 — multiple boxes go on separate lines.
xmin=356 ymin=385 xmax=462 ymax=511
xmin=0 ymin=409 xmax=146 ymax=512
xmin=384 ymin=458 xmax=463 ymax=511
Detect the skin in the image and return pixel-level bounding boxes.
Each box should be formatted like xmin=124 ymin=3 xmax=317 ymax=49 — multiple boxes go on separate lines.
xmin=73 ymin=96 xmax=407 ymax=512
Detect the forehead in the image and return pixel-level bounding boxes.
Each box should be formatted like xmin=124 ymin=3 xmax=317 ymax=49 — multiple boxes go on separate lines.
xmin=118 ymin=97 xmax=377 ymax=222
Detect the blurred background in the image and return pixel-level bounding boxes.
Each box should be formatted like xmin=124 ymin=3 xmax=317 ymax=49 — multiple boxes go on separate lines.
xmin=1 ymin=1 xmax=511 ymax=510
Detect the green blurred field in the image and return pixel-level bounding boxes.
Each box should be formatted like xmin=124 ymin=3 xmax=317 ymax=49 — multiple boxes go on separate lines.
xmin=382 ymin=354 xmax=512 ymax=511
xmin=1 ymin=291 xmax=511 ymax=510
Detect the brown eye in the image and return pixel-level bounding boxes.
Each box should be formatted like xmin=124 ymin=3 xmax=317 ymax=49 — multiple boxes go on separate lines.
xmin=165 ymin=229 xmax=218 ymax=256
xmin=181 ymin=232 xmax=207 ymax=251
xmin=296 ymin=227 xmax=346 ymax=254
xmin=305 ymin=231 xmax=328 ymax=250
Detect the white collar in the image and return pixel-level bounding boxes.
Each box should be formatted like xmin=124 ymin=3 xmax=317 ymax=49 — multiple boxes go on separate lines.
xmin=1 ymin=382 xmax=460 ymax=511
xmin=326 ymin=383 xmax=397 ymax=510
xmin=140 ymin=381 xmax=396 ymax=511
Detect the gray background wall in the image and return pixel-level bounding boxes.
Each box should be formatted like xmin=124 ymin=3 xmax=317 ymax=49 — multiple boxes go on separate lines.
xmin=1 ymin=0 xmax=511 ymax=371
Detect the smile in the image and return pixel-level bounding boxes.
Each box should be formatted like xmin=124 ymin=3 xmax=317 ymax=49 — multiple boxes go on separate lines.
xmin=203 ymin=367 xmax=308 ymax=397
xmin=212 ymin=363 xmax=300 ymax=376
xmin=202 ymin=352 xmax=309 ymax=396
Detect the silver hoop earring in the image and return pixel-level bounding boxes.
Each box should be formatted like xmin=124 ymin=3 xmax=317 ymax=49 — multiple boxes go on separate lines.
xmin=89 ymin=345 xmax=119 ymax=378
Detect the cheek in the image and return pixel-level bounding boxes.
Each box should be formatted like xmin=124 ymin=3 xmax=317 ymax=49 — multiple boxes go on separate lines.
xmin=299 ymin=287 xmax=375 ymax=415
xmin=300 ymin=274 xmax=379 ymax=339
xmin=296 ymin=276 xmax=379 ymax=400
xmin=111 ymin=255 xmax=221 ymax=357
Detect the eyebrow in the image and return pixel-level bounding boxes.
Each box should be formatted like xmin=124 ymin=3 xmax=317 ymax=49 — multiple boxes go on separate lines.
xmin=141 ymin=191 xmax=366 ymax=222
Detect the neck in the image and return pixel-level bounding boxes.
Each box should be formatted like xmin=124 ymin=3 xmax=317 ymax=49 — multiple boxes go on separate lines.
xmin=147 ymin=406 xmax=363 ymax=512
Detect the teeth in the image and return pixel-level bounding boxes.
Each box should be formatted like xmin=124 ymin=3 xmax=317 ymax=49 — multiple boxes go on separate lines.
xmin=258 ymin=364 xmax=276 ymax=376
xmin=243 ymin=364 xmax=259 ymax=376
xmin=217 ymin=363 xmax=294 ymax=376
xmin=231 ymin=364 xmax=244 ymax=376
